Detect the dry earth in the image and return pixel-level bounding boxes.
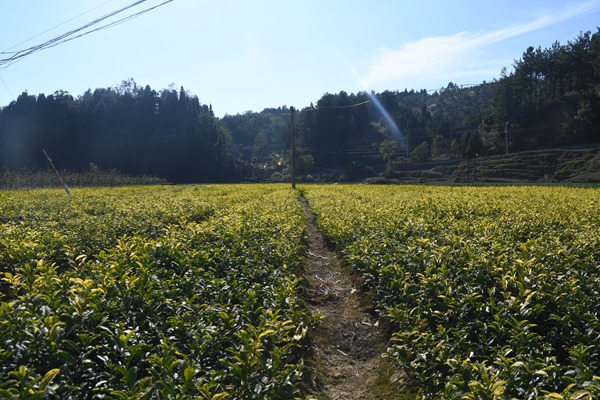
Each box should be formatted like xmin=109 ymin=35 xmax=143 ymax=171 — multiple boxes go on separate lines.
xmin=299 ymin=196 xmax=413 ymax=400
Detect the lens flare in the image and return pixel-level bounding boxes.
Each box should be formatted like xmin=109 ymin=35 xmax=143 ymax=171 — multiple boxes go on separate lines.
xmin=340 ymin=55 xmax=404 ymax=142
xmin=366 ymin=92 xmax=403 ymax=142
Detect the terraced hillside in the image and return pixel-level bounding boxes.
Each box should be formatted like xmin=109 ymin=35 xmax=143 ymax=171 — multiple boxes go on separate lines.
xmin=385 ymin=148 xmax=600 ymax=183
xmin=452 ymin=148 xmax=600 ymax=183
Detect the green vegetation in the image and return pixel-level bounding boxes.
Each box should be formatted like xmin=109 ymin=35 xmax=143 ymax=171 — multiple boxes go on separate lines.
xmin=0 ymin=165 xmax=166 ymax=190
xmin=0 ymin=84 xmax=235 ymax=183
xmin=303 ymin=184 xmax=600 ymax=399
xmin=2 ymin=29 xmax=599 ymax=183
xmin=0 ymin=185 xmax=313 ymax=399
xmin=1 ymin=184 xmax=600 ymax=399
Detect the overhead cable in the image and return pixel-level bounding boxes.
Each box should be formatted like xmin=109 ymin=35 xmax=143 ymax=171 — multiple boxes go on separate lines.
xmin=2 ymin=0 xmax=117 ymax=53
xmin=0 ymin=0 xmax=174 ymax=70
xmin=303 ymin=100 xmax=370 ymax=111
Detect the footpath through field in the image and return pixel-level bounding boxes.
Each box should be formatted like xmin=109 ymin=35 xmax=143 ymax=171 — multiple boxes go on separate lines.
xmin=299 ymin=195 xmax=409 ymax=400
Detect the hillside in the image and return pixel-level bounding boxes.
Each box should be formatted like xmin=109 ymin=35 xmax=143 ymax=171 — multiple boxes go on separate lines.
xmin=381 ymin=147 xmax=600 ymax=184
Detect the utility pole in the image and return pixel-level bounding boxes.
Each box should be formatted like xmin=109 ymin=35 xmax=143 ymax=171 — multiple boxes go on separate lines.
xmin=505 ymin=121 xmax=509 ymax=155
xmin=290 ymin=106 xmax=296 ymax=189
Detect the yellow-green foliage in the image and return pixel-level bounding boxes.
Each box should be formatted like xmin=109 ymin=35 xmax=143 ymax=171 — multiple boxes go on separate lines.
xmin=2 ymin=184 xmax=600 ymax=399
xmin=302 ymin=184 xmax=600 ymax=400
xmin=0 ymin=185 xmax=310 ymax=399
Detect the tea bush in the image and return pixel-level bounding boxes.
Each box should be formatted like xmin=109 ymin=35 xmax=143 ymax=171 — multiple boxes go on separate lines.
xmin=0 ymin=185 xmax=312 ymax=399
xmin=303 ymin=184 xmax=600 ymax=399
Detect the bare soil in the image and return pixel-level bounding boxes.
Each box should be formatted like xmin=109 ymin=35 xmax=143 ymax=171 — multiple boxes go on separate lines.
xmin=299 ymin=196 xmax=414 ymax=400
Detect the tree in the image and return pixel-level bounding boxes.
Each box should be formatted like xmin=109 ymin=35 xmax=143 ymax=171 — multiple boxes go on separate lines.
xmin=449 ymin=139 xmax=461 ymax=158
xmin=379 ymin=139 xmax=402 ymax=162
xmin=296 ymin=153 xmax=315 ymax=176
xmin=463 ymin=132 xmax=484 ymax=159
xmin=431 ymin=135 xmax=449 ymax=159
xmin=411 ymin=141 xmax=430 ymax=162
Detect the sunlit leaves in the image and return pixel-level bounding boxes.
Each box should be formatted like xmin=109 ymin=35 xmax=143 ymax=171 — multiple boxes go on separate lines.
xmin=6 ymin=183 xmax=598 ymax=399
xmin=0 ymin=184 xmax=310 ymax=399
xmin=303 ymin=184 xmax=600 ymax=399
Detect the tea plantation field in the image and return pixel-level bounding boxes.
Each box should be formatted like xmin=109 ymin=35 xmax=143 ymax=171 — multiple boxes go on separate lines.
xmin=1 ymin=185 xmax=310 ymax=399
xmin=303 ymin=185 xmax=600 ymax=399
xmin=1 ymin=184 xmax=599 ymax=399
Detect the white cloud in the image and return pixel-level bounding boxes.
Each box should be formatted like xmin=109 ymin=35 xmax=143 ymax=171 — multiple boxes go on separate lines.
xmin=361 ymin=0 xmax=600 ymax=89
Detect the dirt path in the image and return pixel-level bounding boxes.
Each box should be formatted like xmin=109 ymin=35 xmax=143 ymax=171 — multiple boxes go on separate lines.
xmin=299 ymin=196 xmax=411 ymax=400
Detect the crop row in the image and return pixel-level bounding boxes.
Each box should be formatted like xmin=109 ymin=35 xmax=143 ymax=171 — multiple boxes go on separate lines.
xmin=0 ymin=185 xmax=313 ymax=399
xmin=302 ymin=185 xmax=600 ymax=399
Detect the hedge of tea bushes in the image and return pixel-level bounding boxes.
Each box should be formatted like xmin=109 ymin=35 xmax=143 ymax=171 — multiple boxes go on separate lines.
xmin=1 ymin=185 xmax=313 ymax=399
xmin=303 ymin=184 xmax=600 ymax=400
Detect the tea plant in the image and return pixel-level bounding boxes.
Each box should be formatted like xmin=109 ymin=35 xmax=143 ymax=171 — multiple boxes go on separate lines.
xmin=5 ymin=183 xmax=599 ymax=399
xmin=1 ymin=185 xmax=313 ymax=399
xmin=302 ymin=184 xmax=600 ymax=399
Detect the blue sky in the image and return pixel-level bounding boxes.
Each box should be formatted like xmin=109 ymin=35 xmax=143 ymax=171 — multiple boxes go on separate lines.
xmin=1 ymin=0 xmax=599 ymax=116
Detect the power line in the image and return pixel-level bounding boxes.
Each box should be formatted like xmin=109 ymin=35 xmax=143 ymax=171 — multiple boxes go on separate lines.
xmin=302 ymin=100 xmax=370 ymax=111
xmin=296 ymin=146 xmax=380 ymax=156
xmin=2 ymin=0 xmax=117 ymax=53
xmin=280 ymin=100 xmax=370 ymax=115
xmin=0 ymin=74 xmax=14 ymax=101
xmin=0 ymin=0 xmax=174 ymax=71
xmin=1 ymin=0 xmax=146 ymax=62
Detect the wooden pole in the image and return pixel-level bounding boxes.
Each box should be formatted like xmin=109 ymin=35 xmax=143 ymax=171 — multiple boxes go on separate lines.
xmin=290 ymin=106 xmax=296 ymax=189
xmin=505 ymin=121 xmax=509 ymax=155
xmin=43 ymin=149 xmax=70 ymax=195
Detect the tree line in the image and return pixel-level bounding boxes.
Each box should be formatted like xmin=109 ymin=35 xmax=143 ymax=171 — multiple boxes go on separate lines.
xmin=490 ymin=29 xmax=600 ymax=150
xmin=1 ymin=28 xmax=599 ymax=182
xmin=0 ymin=81 xmax=235 ymax=182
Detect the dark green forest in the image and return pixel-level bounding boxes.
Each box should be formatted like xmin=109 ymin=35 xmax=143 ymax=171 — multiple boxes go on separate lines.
xmin=1 ymin=29 xmax=599 ymax=183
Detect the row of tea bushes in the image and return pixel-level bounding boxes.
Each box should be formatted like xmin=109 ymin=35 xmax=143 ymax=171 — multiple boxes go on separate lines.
xmin=303 ymin=185 xmax=600 ymax=399
xmin=1 ymin=185 xmax=313 ymax=399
